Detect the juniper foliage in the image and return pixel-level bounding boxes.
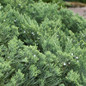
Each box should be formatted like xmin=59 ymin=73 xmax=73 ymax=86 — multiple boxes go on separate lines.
xmin=0 ymin=0 xmax=86 ymax=86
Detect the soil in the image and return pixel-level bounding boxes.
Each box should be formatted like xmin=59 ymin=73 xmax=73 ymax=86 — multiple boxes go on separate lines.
xmin=68 ymin=7 xmax=86 ymax=18
xmin=66 ymin=2 xmax=86 ymax=18
xmin=66 ymin=2 xmax=86 ymax=7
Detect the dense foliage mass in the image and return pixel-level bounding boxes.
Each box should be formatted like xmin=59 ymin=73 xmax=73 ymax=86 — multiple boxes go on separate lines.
xmin=0 ymin=0 xmax=86 ymax=86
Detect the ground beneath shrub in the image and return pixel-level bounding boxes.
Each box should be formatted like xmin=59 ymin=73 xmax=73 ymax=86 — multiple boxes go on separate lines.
xmin=68 ymin=7 xmax=86 ymax=18
xmin=66 ymin=2 xmax=86 ymax=18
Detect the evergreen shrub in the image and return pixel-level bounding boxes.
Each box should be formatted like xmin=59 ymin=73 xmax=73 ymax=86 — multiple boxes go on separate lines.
xmin=0 ymin=0 xmax=86 ymax=86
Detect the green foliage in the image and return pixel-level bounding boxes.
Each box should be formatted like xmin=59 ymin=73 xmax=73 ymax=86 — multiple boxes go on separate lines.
xmin=66 ymin=70 xmax=80 ymax=84
xmin=6 ymin=69 xmax=24 ymax=86
xmin=0 ymin=0 xmax=86 ymax=86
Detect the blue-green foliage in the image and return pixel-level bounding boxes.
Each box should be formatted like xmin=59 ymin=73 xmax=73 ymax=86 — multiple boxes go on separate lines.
xmin=0 ymin=0 xmax=86 ymax=86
